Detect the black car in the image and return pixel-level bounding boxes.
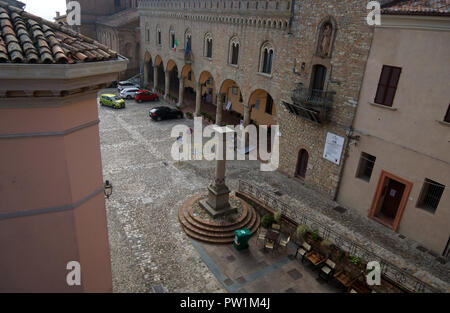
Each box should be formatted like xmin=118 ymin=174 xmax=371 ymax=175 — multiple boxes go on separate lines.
xmin=149 ymin=106 xmax=184 ymax=121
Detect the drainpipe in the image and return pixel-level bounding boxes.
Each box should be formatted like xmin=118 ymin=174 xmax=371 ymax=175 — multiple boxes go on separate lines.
xmin=288 ymin=0 xmax=296 ymax=35
xmin=333 ymin=25 xmax=376 ymax=202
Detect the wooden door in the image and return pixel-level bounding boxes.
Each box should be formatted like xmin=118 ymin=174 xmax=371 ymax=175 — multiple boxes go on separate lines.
xmin=296 ymin=149 xmax=309 ymax=179
xmin=380 ymin=179 xmax=405 ymax=219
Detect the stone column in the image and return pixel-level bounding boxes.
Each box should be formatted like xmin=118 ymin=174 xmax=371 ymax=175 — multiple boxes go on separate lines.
xmin=200 ymin=126 xmax=237 ymax=218
xmin=153 ymin=66 xmax=158 ymax=92
xmin=195 ymin=82 xmax=202 ymax=116
xmin=164 ymin=70 xmax=170 ymax=100
xmin=143 ymin=62 xmax=149 ymax=88
xmin=216 ymin=93 xmax=224 ymax=126
xmin=243 ymin=103 xmax=252 ymax=126
xmin=178 ymin=77 xmax=184 ymax=107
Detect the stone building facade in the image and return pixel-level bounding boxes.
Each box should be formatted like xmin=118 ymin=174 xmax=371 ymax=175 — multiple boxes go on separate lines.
xmin=139 ymin=0 xmax=374 ymax=199
xmin=72 ymin=0 xmax=140 ymax=79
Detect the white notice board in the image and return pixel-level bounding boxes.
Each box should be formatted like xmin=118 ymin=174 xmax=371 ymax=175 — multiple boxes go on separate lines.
xmin=323 ymin=132 xmax=345 ymax=165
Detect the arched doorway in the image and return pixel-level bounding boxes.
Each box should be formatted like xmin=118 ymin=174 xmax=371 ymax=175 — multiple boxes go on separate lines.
xmin=143 ymin=52 xmax=154 ymax=89
xmin=167 ymin=60 xmax=179 ymax=101
xmin=180 ymin=65 xmax=196 ymax=109
xmin=296 ymin=149 xmax=309 ymax=179
xmin=154 ymin=55 xmax=165 ymax=93
xmin=248 ymin=89 xmax=277 ymax=151
xmin=199 ymin=71 xmax=215 ymax=107
xmin=219 ymin=79 xmax=244 ymax=125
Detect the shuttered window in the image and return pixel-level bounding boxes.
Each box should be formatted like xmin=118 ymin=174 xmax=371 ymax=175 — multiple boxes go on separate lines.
xmin=374 ymin=65 xmax=402 ymax=107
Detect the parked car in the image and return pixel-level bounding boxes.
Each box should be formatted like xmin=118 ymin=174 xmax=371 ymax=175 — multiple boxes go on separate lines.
xmin=120 ymin=87 xmax=139 ymax=99
xmin=149 ymin=106 xmax=184 ymax=121
xmin=118 ymin=81 xmax=139 ymax=92
xmin=99 ymin=94 xmax=125 ymax=109
xmin=135 ymin=90 xmax=159 ymax=103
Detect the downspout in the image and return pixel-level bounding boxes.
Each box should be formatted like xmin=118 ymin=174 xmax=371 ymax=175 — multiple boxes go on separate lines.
xmin=333 ymin=23 xmax=376 ymax=202
xmin=288 ymin=0 xmax=296 ymax=35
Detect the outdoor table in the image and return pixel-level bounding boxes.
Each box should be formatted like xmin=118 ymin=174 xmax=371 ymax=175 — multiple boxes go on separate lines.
xmin=305 ymin=251 xmax=326 ymax=267
xmin=334 ymin=270 xmax=357 ymax=288
xmin=265 ymin=230 xmax=280 ymax=244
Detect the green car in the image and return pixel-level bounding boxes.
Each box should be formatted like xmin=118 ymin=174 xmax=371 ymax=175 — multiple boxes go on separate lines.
xmin=100 ymin=94 xmax=125 ymax=109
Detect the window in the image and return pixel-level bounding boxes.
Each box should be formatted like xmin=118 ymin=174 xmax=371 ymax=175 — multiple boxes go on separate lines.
xmin=156 ymin=27 xmax=161 ymax=45
xmin=229 ymin=37 xmax=239 ymax=65
xmin=265 ymin=95 xmax=273 ymax=115
xmin=170 ymin=31 xmax=175 ymax=49
xmin=259 ymin=42 xmax=274 ymax=74
xmin=374 ymin=65 xmax=402 ymax=107
xmin=145 ymin=24 xmax=150 ymax=42
xmin=204 ymin=33 xmax=213 ymax=58
xmin=444 ymin=104 xmax=450 ymax=123
xmin=417 ymin=179 xmax=445 ymax=214
xmin=185 ymin=30 xmax=192 ymax=52
xmin=356 ymin=152 xmax=376 ymax=181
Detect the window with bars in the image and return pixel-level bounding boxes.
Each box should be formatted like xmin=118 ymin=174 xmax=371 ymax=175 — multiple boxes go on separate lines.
xmin=374 ymin=65 xmax=402 ymax=107
xmin=356 ymin=152 xmax=376 ymax=182
xmin=417 ymin=179 xmax=445 ymax=214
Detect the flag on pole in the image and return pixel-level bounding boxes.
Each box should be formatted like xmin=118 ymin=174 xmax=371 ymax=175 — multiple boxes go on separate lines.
xmin=174 ymin=39 xmax=178 ymax=52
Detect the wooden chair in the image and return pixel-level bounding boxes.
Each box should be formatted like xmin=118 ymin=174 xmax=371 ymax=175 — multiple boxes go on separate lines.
xmin=257 ymin=231 xmax=267 ymax=245
xmin=272 ymin=223 xmax=281 ymax=232
xmin=295 ymin=242 xmax=312 ymax=263
xmin=279 ymin=236 xmax=291 ymax=250
xmin=318 ymin=259 xmax=336 ymax=282
xmin=264 ymin=241 xmax=275 ymax=254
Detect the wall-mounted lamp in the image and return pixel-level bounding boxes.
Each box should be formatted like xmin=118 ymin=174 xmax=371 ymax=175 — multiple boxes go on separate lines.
xmin=104 ymin=180 xmax=113 ymax=199
xmin=301 ymin=62 xmax=306 ymax=71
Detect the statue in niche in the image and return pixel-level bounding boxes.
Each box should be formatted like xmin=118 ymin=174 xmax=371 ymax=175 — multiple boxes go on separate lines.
xmin=319 ymin=23 xmax=333 ymax=57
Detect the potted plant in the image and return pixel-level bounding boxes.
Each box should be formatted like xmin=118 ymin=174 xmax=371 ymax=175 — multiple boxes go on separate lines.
xmin=296 ymin=225 xmax=309 ymax=243
xmin=274 ymin=211 xmax=282 ymax=224
xmin=186 ymin=112 xmax=193 ymax=119
xmin=261 ymin=214 xmax=274 ymax=229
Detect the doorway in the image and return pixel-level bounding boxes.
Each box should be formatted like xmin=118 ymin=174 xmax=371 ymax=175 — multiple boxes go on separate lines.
xmin=369 ymin=171 xmax=413 ymax=231
xmin=296 ymin=149 xmax=309 ymax=180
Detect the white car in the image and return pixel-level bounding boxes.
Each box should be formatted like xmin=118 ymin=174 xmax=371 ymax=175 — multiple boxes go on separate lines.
xmin=120 ymin=87 xmax=140 ymax=99
xmin=118 ymin=81 xmax=139 ymax=92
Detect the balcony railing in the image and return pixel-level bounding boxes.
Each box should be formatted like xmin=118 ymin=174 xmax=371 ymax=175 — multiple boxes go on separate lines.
xmin=284 ymin=85 xmax=335 ymax=124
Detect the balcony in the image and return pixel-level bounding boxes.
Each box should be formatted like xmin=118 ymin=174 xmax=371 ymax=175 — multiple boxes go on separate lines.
xmin=283 ymin=85 xmax=336 ymax=124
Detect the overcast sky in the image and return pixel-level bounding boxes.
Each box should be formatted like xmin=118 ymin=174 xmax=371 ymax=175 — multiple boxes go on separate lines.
xmin=23 ymin=0 xmax=67 ymax=21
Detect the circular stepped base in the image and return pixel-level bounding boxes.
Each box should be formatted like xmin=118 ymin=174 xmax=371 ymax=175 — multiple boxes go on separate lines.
xmin=178 ymin=194 xmax=261 ymax=244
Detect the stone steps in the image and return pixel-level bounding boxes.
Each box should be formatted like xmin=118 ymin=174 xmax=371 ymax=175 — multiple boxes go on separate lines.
xmin=178 ymin=195 xmax=261 ymax=244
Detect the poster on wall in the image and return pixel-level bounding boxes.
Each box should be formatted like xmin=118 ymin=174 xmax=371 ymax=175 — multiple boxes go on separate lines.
xmin=323 ymin=132 xmax=345 ymax=165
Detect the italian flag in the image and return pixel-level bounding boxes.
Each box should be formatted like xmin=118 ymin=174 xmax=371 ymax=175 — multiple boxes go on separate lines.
xmin=174 ymin=39 xmax=178 ymax=52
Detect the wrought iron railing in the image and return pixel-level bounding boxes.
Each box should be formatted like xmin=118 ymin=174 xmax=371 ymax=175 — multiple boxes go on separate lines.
xmin=292 ymin=86 xmax=335 ymax=110
xmin=238 ymin=180 xmax=441 ymax=293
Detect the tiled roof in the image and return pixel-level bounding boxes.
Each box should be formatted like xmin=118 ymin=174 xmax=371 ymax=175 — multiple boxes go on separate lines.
xmin=382 ymin=0 xmax=450 ymax=16
xmin=0 ymin=1 xmax=119 ymax=64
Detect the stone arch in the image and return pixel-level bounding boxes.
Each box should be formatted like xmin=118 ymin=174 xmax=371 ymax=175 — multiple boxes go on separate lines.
xmin=166 ymin=59 xmax=179 ymax=100
xmin=143 ymin=51 xmax=154 ymax=89
xmin=247 ymin=89 xmax=277 ymax=126
xmin=217 ymin=79 xmax=245 ymax=122
xmin=154 ymin=55 xmax=165 ymax=92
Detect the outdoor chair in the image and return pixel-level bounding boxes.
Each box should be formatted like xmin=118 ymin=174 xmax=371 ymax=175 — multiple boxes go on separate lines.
xmin=295 ymin=242 xmax=312 ymax=263
xmin=272 ymin=223 xmax=281 ymax=232
xmin=318 ymin=259 xmax=336 ymax=282
xmin=257 ymin=232 xmax=267 ymax=245
xmin=279 ymin=236 xmax=291 ymax=251
xmin=264 ymin=241 xmax=275 ymax=254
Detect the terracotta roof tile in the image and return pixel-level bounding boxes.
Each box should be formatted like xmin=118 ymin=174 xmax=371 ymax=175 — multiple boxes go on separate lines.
xmin=0 ymin=0 xmax=119 ymax=64
xmin=382 ymin=0 xmax=450 ymax=16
